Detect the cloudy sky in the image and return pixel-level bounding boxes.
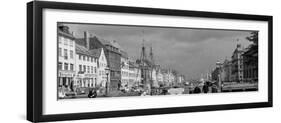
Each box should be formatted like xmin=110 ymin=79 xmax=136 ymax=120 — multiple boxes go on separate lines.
xmin=63 ymin=23 xmax=254 ymax=80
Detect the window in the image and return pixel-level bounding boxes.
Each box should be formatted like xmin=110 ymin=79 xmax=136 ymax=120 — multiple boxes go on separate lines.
xmin=87 ymin=66 xmax=90 ymax=73
xmin=59 ymin=37 xmax=62 ymax=44
xmin=69 ymin=40 xmax=73 ymax=47
xmin=64 ymin=38 xmax=68 ymax=45
xmin=70 ymin=50 xmax=73 ymax=59
xmin=58 ymin=48 xmax=62 ymax=57
xmin=70 ymin=64 xmax=74 ymax=71
xmin=79 ymin=65 xmax=82 ymax=72
xmin=91 ymin=57 xmax=93 ymax=62
xmin=64 ymin=63 xmax=68 ymax=70
xmin=83 ymin=65 xmax=86 ymax=72
xmin=94 ymin=67 xmax=97 ymax=73
xmin=91 ymin=66 xmax=93 ymax=74
xmin=83 ymin=56 xmax=85 ymax=61
xmin=87 ymin=56 xmax=89 ymax=62
xmin=58 ymin=62 xmax=62 ymax=70
xmin=64 ymin=49 xmax=68 ymax=59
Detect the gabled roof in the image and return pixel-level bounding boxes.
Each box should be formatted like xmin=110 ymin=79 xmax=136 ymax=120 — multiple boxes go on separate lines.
xmin=75 ymin=38 xmax=86 ymax=47
xmin=97 ymin=37 xmax=111 ymax=46
xmin=58 ymin=29 xmax=75 ymax=40
xmin=75 ymin=44 xmax=97 ymax=58
xmin=89 ymin=48 xmax=102 ymax=58
xmin=111 ymin=40 xmax=121 ymax=49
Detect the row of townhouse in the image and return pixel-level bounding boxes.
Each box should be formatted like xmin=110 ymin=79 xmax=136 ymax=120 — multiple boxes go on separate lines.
xmin=152 ymin=66 xmax=185 ymax=87
xmin=212 ymin=43 xmax=244 ymax=83
xmin=58 ymin=25 xmax=108 ymax=92
xmin=58 ymin=24 xmax=186 ymax=93
xmin=212 ymin=41 xmax=258 ymax=84
xmin=121 ymin=47 xmax=185 ymax=89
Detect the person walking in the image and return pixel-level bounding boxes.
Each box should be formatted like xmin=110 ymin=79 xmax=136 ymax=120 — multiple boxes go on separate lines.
xmin=203 ymin=83 xmax=209 ymax=93
xmin=193 ymin=86 xmax=201 ymax=94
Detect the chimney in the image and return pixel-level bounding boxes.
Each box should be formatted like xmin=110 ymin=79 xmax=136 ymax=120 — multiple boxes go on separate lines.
xmin=84 ymin=31 xmax=90 ymax=49
xmin=72 ymin=31 xmax=75 ymax=37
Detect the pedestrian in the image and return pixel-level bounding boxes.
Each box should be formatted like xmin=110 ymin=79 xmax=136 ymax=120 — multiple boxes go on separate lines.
xmin=203 ymin=83 xmax=209 ymax=93
xmin=88 ymin=89 xmax=97 ymax=98
xmin=212 ymin=86 xmax=218 ymax=93
xmin=193 ymin=86 xmax=201 ymax=94
xmin=118 ymin=80 xmax=121 ymax=90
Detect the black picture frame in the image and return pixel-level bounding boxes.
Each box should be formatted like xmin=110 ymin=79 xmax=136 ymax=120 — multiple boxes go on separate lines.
xmin=27 ymin=1 xmax=273 ymax=122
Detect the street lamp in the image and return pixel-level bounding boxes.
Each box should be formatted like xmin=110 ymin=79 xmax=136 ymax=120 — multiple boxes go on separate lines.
xmin=105 ymin=65 xmax=110 ymax=96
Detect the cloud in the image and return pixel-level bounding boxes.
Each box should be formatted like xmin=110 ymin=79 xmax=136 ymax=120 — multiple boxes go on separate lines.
xmin=63 ymin=23 xmax=253 ymax=79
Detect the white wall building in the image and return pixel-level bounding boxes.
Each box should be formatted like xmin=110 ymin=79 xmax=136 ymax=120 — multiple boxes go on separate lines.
xmin=58 ymin=25 xmax=76 ymax=91
xmin=75 ymin=44 xmax=98 ymax=88
xmin=151 ymin=68 xmax=158 ymax=87
xmin=156 ymin=69 xmax=164 ymax=86
xmin=120 ymin=51 xmax=130 ymax=87
xmin=128 ymin=61 xmax=141 ymax=88
xmin=90 ymin=48 xmax=108 ymax=87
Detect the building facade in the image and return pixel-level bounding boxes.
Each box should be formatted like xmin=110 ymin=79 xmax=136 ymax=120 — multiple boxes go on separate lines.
xmin=242 ymin=44 xmax=258 ymax=83
xmin=211 ymin=61 xmax=222 ymax=82
xmin=89 ymin=48 xmax=108 ymax=88
xmin=58 ymin=25 xmax=76 ymax=91
xmin=75 ymin=44 xmax=98 ymax=88
xmin=128 ymin=61 xmax=142 ymax=88
xmin=221 ymin=58 xmax=232 ymax=83
xmin=177 ymin=75 xmax=185 ymax=84
xmin=231 ymin=44 xmax=244 ymax=82
xmin=156 ymin=68 xmax=164 ymax=87
xmin=120 ymin=51 xmax=130 ymax=87
xmin=77 ymin=32 xmax=122 ymax=91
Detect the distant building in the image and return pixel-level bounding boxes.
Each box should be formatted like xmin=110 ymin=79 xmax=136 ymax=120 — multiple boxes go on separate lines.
xmin=177 ymin=75 xmax=185 ymax=84
xmin=162 ymin=69 xmax=169 ymax=86
xmin=162 ymin=69 xmax=175 ymax=86
xmin=57 ymin=25 xmax=76 ymax=91
xmin=120 ymin=50 xmax=130 ymax=87
xmin=211 ymin=61 xmax=222 ymax=82
xmin=242 ymin=44 xmax=258 ymax=82
xmin=128 ymin=60 xmax=142 ymax=88
xmin=231 ymin=43 xmax=244 ymax=82
xmin=156 ymin=68 xmax=164 ymax=87
xmin=221 ymin=58 xmax=232 ymax=83
xmin=151 ymin=65 xmax=162 ymax=87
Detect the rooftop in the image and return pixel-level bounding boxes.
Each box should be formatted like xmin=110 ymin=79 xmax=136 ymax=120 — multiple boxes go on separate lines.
xmin=75 ymin=44 xmax=97 ymax=58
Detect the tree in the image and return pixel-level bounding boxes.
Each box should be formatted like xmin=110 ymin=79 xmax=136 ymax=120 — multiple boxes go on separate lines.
xmin=246 ymin=31 xmax=258 ymax=45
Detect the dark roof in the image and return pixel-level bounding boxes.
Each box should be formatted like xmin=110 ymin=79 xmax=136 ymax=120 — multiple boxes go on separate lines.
xmin=89 ymin=48 xmax=102 ymax=58
xmin=95 ymin=36 xmax=121 ymax=50
xmin=96 ymin=37 xmax=111 ymax=46
xmin=58 ymin=30 xmax=75 ymax=40
xmin=129 ymin=61 xmax=139 ymax=68
xmin=111 ymin=40 xmax=121 ymax=49
xmin=75 ymin=44 xmax=97 ymax=57
xmin=75 ymin=38 xmax=86 ymax=47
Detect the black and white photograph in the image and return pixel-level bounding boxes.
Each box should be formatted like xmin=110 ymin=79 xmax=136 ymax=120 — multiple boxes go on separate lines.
xmin=57 ymin=22 xmax=259 ymax=99
xmin=24 ymin=1 xmax=273 ymax=122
